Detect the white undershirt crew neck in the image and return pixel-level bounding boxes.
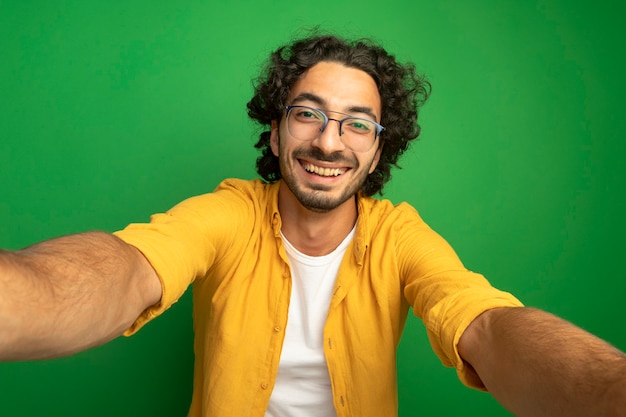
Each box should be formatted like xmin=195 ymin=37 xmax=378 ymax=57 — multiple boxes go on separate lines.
xmin=265 ymin=227 xmax=356 ymax=417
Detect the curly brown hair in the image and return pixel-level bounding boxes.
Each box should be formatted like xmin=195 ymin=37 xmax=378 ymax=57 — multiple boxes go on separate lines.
xmin=246 ymin=33 xmax=431 ymax=196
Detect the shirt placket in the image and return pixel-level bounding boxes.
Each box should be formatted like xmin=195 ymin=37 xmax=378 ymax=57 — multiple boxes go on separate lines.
xmin=251 ymin=213 xmax=292 ymax=415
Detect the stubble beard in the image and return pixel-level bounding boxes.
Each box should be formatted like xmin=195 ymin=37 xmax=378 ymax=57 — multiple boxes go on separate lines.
xmin=279 ymin=146 xmax=373 ymax=213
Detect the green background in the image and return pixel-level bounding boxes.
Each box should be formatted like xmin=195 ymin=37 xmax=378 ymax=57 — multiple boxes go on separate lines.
xmin=1 ymin=1 xmax=624 ymax=416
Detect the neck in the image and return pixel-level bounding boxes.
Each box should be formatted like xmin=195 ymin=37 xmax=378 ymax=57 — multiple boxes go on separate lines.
xmin=277 ymin=182 xmax=358 ymax=256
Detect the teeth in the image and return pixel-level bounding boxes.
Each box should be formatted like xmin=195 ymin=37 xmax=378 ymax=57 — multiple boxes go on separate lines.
xmin=302 ymin=162 xmax=346 ymax=177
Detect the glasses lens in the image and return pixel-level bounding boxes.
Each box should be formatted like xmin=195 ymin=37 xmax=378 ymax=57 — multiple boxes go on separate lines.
xmin=286 ymin=106 xmax=379 ymax=152
xmin=287 ymin=106 xmax=326 ymax=141
xmin=340 ymin=117 xmax=378 ymax=152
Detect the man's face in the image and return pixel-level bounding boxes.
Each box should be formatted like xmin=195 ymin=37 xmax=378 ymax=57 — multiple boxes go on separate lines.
xmin=270 ymin=61 xmax=383 ymax=213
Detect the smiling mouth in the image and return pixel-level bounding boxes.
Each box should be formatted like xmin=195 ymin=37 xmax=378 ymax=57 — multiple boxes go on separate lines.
xmin=301 ymin=161 xmax=347 ymax=177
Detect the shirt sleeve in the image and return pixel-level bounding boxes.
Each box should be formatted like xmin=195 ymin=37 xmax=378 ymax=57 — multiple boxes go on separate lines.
xmin=397 ymin=203 xmax=523 ymax=389
xmin=113 ymin=180 xmax=257 ymax=335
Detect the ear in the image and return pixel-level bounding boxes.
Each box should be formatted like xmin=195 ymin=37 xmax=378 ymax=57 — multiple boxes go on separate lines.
xmin=270 ymin=119 xmax=279 ymax=157
xmin=368 ymin=142 xmax=384 ymax=174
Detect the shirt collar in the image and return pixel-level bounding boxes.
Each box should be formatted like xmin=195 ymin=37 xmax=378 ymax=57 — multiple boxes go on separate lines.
xmin=267 ymin=180 xmax=371 ymax=263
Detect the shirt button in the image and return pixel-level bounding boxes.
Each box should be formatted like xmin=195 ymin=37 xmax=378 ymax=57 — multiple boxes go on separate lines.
xmin=274 ymin=326 xmax=281 ymax=332
xmin=261 ymin=382 xmax=269 ymax=390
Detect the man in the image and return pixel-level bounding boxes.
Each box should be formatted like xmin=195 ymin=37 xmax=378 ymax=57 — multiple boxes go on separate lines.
xmin=0 ymin=34 xmax=624 ymax=417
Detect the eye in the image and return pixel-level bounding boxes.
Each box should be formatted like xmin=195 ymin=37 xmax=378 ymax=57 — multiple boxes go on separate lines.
xmin=299 ymin=110 xmax=317 ymax=118
xmin=292 ymin=107 xmax=324 ymax=123
xmin=345 ymin=118 xmax=374 ymax=133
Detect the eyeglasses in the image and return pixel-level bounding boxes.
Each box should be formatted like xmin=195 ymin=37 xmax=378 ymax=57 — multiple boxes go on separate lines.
xmin=284 ymin=105 xmax=384 ymax=152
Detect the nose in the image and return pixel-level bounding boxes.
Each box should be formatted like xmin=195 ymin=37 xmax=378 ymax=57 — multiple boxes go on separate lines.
xmin=311 ymin=118 xmax=346 ymax=153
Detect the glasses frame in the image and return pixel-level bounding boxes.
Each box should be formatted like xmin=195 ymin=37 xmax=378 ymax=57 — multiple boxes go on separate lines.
xmin=284 ymin=105 xmax=385 ymax=152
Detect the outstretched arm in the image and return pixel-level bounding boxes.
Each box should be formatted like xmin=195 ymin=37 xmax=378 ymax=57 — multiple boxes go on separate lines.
xmin=0 ymin=231 xmax=161 ymax=361
xmin=458 ymin=306 xmax=626 ymax=417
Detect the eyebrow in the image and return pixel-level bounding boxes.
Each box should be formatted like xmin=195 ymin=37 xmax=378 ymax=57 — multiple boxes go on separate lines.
xmin=290 ymin=92 xmax=380 ymax=122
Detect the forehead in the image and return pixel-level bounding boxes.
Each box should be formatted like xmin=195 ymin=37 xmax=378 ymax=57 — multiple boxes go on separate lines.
xmin=287 ymin=61 xmax=381 ymax=116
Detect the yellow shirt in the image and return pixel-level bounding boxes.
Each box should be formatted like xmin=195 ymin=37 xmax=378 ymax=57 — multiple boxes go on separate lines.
xmin=114 ymin=178 xmax=522 ymax=417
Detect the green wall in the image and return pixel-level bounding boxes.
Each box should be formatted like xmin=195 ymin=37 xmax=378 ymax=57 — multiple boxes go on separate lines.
xmin=1 ymin=1 xmax=624 ymax=416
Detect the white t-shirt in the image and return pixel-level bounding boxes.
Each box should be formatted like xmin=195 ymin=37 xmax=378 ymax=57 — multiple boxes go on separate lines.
xmin=265 ymin=227 xmax=356 ymax=417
